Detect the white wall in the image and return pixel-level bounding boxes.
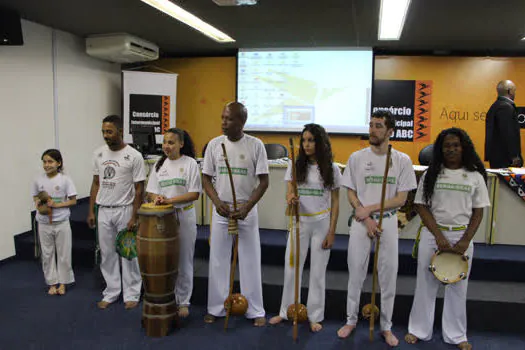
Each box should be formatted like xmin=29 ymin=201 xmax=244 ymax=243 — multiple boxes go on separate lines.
xmin=55 ymin=30 xmax=121 ymax=197
xmin=0 ymin=20 xmax=121 ymax=260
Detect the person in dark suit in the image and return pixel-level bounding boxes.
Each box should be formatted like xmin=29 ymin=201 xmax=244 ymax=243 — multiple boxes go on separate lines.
xmin=485 ymin=80 xmax=522 ymax=169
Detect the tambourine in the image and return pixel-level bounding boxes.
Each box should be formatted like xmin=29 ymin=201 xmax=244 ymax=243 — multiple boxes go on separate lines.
xmin=116 ymin=228 xmax=138 ymax=260
xmin=428 ymin=251 xmax=469 ymax=284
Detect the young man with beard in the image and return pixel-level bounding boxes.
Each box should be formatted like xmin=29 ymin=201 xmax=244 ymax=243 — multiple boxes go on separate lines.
xmin=337 ymin=110 xmax=417 ymax=347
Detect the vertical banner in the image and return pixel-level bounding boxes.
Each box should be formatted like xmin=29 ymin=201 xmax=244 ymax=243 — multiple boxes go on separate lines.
xmin=414 ymin=81 xmax=432 ymax=142
xmin=122 ymin=71 xmax=178 ymax=143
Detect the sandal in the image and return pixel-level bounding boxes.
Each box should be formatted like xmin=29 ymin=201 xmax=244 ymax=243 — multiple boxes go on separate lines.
xmin=48 ymin=286 xmax=57 ymax=295
xmin=253 ymin=317 xmax=266 ymax=327
xmin=405 ymin=333 xmax=418 ymax=344
xmin=178 ymin=306 xmax=189 ymax=318
xmin=457 ymin=341 xmax=472 ymax=350
xmin=204 ymin=314 xmax=216 ymax=324
xmin=57 ymin=284 xmax=66 ymax=295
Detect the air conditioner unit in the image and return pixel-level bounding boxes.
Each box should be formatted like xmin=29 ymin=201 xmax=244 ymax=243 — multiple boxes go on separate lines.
xmin=86 ymin=33 xmax=159 ymax=63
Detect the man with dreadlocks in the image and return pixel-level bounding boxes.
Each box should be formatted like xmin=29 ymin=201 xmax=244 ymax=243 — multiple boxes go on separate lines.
xmin=405 ymin=128 xmax=490 ymax=350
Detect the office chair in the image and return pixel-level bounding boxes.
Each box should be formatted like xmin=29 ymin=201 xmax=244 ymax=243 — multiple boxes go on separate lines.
xmin=264 ymin=143 xmax=288 ymax=160
xmin=418 ymin=144 xmax=434 ymax=166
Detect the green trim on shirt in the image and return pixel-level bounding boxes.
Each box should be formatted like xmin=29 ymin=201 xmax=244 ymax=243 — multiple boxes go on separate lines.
xmin=159 ymin=178 xmax=187 ymax=188
xmin=435 ymin=182 xmax=472 ymax=192
xmin=219 ymin=166 xmax=248 ymax=176
xmin=298 ymin=188 xmax=324 ymax=197
xmin=365 ymin=176 xmax=396 ymax=184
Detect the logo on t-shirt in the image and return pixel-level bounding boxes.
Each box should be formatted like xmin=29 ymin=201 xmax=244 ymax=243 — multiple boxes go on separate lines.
xmin=104 ymin=166 xmax=116 ymax=180
xmin=240 ymin=154 xmax=245 ymax=160
xmin=55 ymin=186 xmax=60 ymax=191
xmin=124 ymin=154 xmax=130 ymax=161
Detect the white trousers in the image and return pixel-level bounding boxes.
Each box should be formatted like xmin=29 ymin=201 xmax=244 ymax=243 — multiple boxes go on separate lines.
xmin=408 ymin=227 xmax=473 ymax=345
xmin=38 ymin=220 xmax=75 ymax=285
xmin=207 ymin=205 xmax=265 ymax=319
xmin=97 ymin=206 xmax=142 ymax=303
xmin=345 ymin=214 xmax=399 ymax=331
xmin=175 ymin=207 xmax=197 ymax=306
xmin=277 ymin=217 xmax=331 ymax=323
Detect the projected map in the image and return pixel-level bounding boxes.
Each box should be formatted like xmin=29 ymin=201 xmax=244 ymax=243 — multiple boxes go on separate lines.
xmin=237 ymin=49 xmax=373 ymax=133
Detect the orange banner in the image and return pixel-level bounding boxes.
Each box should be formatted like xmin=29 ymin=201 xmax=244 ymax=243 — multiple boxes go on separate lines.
xmin=414 ymin=80 xmax=432 ymax=142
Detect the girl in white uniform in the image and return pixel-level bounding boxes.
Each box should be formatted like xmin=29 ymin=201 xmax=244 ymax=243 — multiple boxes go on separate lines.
xmin=146 ymin=128 xmax=201 ymax=318
xmin=32 ymin=149 xmax=77 ymax=295
xmin=269 ymin=123 xmax=341 ymax=332
xmin=405 ymin=128 xmax=490 ymax=350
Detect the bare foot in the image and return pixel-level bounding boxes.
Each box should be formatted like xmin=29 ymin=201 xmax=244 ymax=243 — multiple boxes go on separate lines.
xmin=405 ymin=333 xmax=418 ymax=344
xmin=178 ymin=306 xmax=189 ymax=318
xmin=310 ymin=322 xmax=323 ymax=332
xmin=48 ymin=286 xmax=57 ymax=295
xmin=457 ymin=341 xmax=472 ymax=350
xmin=269 ymin=316 xmax=284 ymax=325
xmin=337 ymin=324 xmax=356 ymax=339
xmin=382 ymin=331 xmax=400 ymax=347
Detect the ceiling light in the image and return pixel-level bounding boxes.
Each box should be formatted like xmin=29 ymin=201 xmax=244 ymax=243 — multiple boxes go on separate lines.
xmin=141 ymin=0 xmax=235 ymax=43
xmin=378 ymin=0 xmax=411 ymax=40
xmin=213 ymin=0 xmax=258 ymax=5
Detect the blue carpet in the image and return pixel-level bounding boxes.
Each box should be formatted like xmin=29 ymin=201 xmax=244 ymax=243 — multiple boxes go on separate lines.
xmin=1 ymin=260 xmax=524 ymax=350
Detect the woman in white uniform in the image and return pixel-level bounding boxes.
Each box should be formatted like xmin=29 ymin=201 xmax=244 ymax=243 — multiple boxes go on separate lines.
xmin=146 ymin=128 xmax=202 ymax=318
xmin=269 ymin=123 xmax=341 ymax=332
xmin=405 ymin=127 xmax=490 ymax=350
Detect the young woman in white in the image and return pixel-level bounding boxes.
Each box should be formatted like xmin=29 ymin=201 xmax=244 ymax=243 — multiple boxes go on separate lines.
xmin=405 ymin=128 xmax=490 ymax=350
xmin=269 ymin=123 xmax=341 ymax=332
xmin=146 ymin=128 xmax=202 ymax=318
xmin=32 ymin=149 xmax=77 ymax=295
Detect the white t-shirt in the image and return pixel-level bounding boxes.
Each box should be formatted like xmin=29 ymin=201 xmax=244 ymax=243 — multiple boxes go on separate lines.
xmin=146 ymin=155 xmax=202 ymax=209
xmin=284 ymin=162 xmax=342 ymax=221
xmin=341 ymin=147 xmax=417 ymax=207
xmin=414 ymin=168 xmax=491 ymax=226
xmin=32 ymin=173 xmax=77 ymax=224
xmin=92 ymin=145 xmax=146 ymax=206
xmin=202 ymin=134 xmax=269 ymax=203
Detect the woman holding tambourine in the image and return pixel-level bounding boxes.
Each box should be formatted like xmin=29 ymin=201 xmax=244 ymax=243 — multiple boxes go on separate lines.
xmin=405 ymin=128 xmax=490 ymax=350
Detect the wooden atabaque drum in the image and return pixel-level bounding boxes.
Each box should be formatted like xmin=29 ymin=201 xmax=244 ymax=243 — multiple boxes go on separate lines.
xmin=137 ymin=203 xmax=180 ymax=337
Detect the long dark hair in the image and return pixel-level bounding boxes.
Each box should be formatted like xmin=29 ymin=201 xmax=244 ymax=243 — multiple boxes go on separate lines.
xmin=41 ymin=149 xmax=63 ymax=172
xmin=423 ymin=127 xmax=487 ymax=204
xmin=155 ymin=128 xmax=196 ymax=172
xmin=295 ymin=123 xmax=334 ymax=188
